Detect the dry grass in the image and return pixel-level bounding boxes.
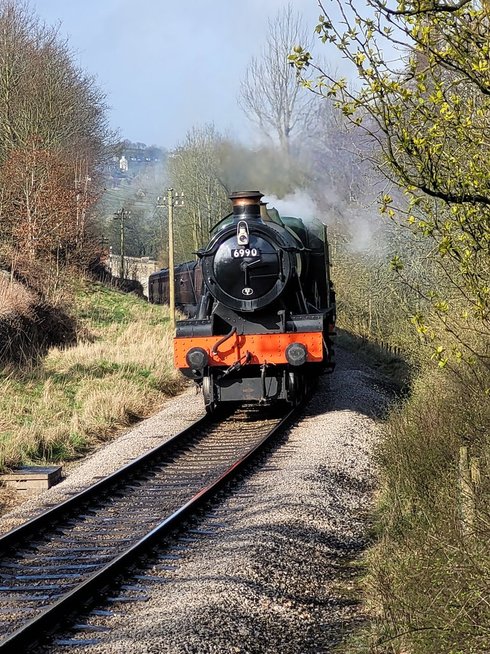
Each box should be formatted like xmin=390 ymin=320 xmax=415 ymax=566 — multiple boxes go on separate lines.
xmin=352 ymin=362 xmax=490 ymax=654
xmin=337 ymin=322 xmax=490 ymax=654
xmin=0 ymin=281 xmax=185 ymax=469
xmin=0 ymin=274 xmax=36 ymax=319
xmin=0 ymin=273 xmax=77 ymax=368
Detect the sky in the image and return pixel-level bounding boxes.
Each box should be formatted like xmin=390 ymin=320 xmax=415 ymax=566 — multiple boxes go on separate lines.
xmin=31 ymin=0 xmax=345 ymax=149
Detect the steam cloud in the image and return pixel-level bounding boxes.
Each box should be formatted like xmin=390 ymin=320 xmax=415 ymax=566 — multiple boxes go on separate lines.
xmin=263 ymin=191 xmax=321 ymax=222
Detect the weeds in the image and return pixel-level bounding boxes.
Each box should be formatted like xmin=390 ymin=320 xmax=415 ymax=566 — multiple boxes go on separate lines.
xmin=0 ymin=273 xmax=34 ymax=319
xmin=351 ymin=362 xmax=490 ymax=654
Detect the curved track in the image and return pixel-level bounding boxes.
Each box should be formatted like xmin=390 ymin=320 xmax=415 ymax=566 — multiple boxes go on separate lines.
xmin=0 ymin=403 xmax=300 ymax=652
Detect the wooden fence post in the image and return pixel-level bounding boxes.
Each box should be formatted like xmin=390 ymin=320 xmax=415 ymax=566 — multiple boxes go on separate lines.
xmin=470 ymin=457 xmax=481 ymax=488
xmin=459 ymin=446 xmax=475 ymax=537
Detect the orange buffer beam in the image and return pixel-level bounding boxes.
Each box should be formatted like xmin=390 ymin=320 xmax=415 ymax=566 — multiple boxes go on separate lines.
xmin=174 ymin=332 xmax=323 ymax=368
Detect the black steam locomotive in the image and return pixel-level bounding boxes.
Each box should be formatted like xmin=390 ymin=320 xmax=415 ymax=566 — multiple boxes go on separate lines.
xmin=149 ymin=191 xmax=336 ymax=411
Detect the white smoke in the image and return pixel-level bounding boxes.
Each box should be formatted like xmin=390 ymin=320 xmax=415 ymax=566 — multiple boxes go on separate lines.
xmin=263 ymin=190 xmax=321 ymax=222
xmin=263 ymin=189 xmax=389 ymax=254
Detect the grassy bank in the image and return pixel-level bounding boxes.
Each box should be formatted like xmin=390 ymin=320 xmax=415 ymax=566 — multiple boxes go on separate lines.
xmin=364 ymin=362 xmax=490 ymax=654
xmin=339 ymin=328 xmax=490 ymax=653
xmin=0 ymin=280 xmax=184 ymax=471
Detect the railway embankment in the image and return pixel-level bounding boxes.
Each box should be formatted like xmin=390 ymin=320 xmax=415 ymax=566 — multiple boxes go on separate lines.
xmin=331 ymin=325 xmax=490 ymax=654
xmin=0 ymin=278 xmax=183 ymax=499
xmin=360 ymin=358 xmax=490 ymax=654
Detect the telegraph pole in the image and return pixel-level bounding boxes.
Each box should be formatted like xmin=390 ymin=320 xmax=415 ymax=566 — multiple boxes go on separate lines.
xmin=167 ymin=188 xmax=176 ymax=332
xmin=114 ymin=208 xmax=129 ymax=279
xmin=160 ymin=189 xmax=184 ymax=332
xmin=120 ymin=209 xmax=125 ymax=279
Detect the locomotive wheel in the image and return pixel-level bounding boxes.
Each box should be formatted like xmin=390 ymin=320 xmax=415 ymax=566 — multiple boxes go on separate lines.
xmin=287 ymin=371 xmax=304 ymax=406
xmin=203 ymin=374 xmax=216 ymax=414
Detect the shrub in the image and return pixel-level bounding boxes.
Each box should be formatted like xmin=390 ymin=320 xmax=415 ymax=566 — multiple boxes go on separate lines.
xmin=364 ymin=363 xmax=490 ymax=654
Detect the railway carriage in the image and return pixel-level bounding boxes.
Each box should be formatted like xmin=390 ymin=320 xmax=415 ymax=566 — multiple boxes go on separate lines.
xmin=148 ymin=261 xmax=202 ymax=317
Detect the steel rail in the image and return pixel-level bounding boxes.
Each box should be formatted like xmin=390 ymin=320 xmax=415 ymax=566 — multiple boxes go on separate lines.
xmin=0 ymin=404 xmax=299 ymax=652
xmin=0 ymin=413 xmax=212 ymax=552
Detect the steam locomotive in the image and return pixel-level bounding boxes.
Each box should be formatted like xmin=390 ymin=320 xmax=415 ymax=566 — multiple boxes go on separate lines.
xmin=149 ymin=191 xmax=336 ymax=411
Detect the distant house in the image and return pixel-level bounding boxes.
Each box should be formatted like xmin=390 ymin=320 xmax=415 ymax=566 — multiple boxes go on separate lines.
xmin=119 ymin=155 xmax=128 ymax=172
xmin=104 ymin=143 xmax=167 ymax=188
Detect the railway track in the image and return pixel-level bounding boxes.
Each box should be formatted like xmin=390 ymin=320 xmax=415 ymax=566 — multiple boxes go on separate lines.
xmin=0 ymin=402 xmax=301 ymax=652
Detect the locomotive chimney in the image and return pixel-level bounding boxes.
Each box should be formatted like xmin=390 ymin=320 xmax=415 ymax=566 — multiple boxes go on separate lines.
xmin=229 ymin=191 xmax=264 ymax=222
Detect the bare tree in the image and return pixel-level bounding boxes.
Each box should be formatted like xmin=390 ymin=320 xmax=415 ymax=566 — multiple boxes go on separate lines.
xmin=0 ymin=0 xmax=113 ymax=293
xmin=167 ymin=125 xmax=230 ymax=261
xmin=239 ymin=3 xmax=315 ymax=155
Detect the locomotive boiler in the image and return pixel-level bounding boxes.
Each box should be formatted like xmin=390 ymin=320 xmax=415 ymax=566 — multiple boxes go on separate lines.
xmin=167 ymin=190 xmax=336 ymax=411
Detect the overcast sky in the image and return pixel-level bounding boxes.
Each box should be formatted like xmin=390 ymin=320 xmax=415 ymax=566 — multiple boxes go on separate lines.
xmin=31 ymin=0 xmax=346 ymax=149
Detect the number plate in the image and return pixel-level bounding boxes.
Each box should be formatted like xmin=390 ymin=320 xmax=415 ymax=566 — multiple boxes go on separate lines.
xmin=231 ymin=248 xmax=261 ymax=258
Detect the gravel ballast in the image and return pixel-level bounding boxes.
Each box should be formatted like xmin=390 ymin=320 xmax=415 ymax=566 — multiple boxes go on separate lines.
xmin=2 ymin=347 xmax=392 ymax=653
